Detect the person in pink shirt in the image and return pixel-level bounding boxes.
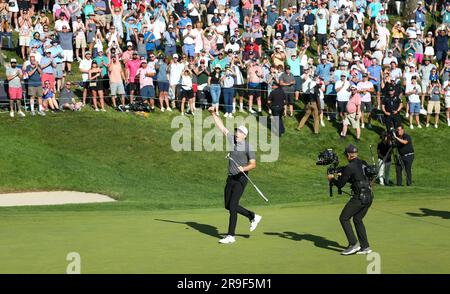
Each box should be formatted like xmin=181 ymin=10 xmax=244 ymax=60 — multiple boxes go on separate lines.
xmin=341 ymin=85 xmax=362 ymax=140
xmin=136 ymin=60 xmax=156 ymax=111
xmin=125 ymin=51 xmax=142 ymax=104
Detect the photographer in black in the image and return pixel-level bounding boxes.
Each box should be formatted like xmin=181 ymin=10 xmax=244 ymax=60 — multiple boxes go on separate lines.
xmin=327 ymin=144 xmax=373 ymax=255
xmin=392 ymin=125 xmax=414 ymax=186
xmin=381 ymin=84 xmax=403 ymax=131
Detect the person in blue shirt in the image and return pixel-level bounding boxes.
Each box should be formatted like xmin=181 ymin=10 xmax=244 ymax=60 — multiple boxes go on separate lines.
xmin=414 ymin=2 xmax=426 ymax=32
xmin=29 ymin=32 xmax=44 ymax=55
xmin=316 ymin=55 xmax=331 ymax=83
xmin=144 ymin=28 xmax=156 ymax=53
xmin=367 ymin=0 xmax=382 ymax=23
xmin=367 ymin=57 xmax=382 ymax=109
xmin=178 ymin=10 xmax=192 ymax=34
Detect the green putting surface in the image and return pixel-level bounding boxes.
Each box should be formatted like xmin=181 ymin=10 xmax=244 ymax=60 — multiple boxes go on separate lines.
xmin=1 ymin=197 xmax=449 ymax=274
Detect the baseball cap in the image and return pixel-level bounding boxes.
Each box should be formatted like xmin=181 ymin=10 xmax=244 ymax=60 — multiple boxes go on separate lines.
xmin=127 ymin=42 xmax=133 ymax=47
xmin=85 ymin=51 xmax=91 ymax=55
xmin=387 ymin=85 xmax=396 ymax=92
xmin=285 ymin=65 xmax=291 ymax=70
xmin=215 ymin=64 xmax=221 ymax=69
xmin=344 ymin=144 xmax=358 ymax=155
xmin=173 ymin=53 xmax=179 ymax=58
xmin=168 ymin=24 xmax=174 ymax=29
xmin=350 ymin=85 xmax=357 ymax=89
xmin=10 ymin=58 xmax=17 ymax=63
xmin=237 ymin=125 xmax=248 ymax=136
xmin=362 ymin=73 xmax=368 ymax=77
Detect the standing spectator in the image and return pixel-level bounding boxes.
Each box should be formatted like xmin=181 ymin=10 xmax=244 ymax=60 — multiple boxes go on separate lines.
xmin=341 ymin=85 xmax=361 ymax=140
xmin=357 ymin=73 xmax=374 ymax=129
xmin=297 ymin=75 xmax=320 ymax=135
xmin=444 ymin=81 xmax=450 ymax=126
xmin=88 ymin=61 xmax=106 ymax=111
xmin=58 ymin=25 xmax=73 ymax=74
xmin=221 ymin=64 xmax=236 ymax=118
xmin=381 ymin=84 xmax=403 ymax=130
xmin=94 ymin=0 xmax=107 ymax=36
xmin=39 ymin=49 xmax=56 ymax=93
xmin=367 ymin=57 xmax=382 ymax=109
xmin=425 ymin=80 xmax=442 ymax=128
xmin=86 ymin=13 xmax=97 ymax=55
xmin=18 ymin=9 xmax=32 ymax=59
xmin=247 ymin=58 xmax=264 ymax=114
xmin=136 ymin=60 xmax=156 ymax=111
xmin=156 ymin=56 xmax=172 ymax=112
xmin=108 ymin=54 xmax=126 ymax=110
xmin=434 ymin=27 xmax=448 ymax=64
xmin=25 ymin=55 xmax=45 ymax=116
xmin=335 ymin=74 xmax=351 ymax=122
xmin=125 ymin=51 xmax=142 ymax=104
xmin=79 ymin=51 xmax=93 ymax=106
xmin=6 ymin=58 xmax=25 ymax=117
xmin=208 ymin=65 xmax=222 ymax=115
xmin=180 ymin=69 xmax=194 ymax=116
xmin=267 ymin=82 xmax=286 ymax=136
xmin=73 ymin=16 xmax=87 ymax=61
xmin=405 ymin=76 xmax=422 ymax=129
xmin=48 ymin=40 xmax=64 ymax=92
xmin=279 ymin=65 xmax=295 ymax=117
xmin=168 ymin=54 xmax=185 ymax=108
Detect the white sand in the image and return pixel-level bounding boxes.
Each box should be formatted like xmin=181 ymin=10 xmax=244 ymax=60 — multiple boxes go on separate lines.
xmin=0 ymin=191 xmax=116 ymax=207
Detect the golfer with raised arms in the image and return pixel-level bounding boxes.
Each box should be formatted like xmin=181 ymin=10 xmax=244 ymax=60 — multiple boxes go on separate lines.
xmin=208 ymin=106 xmax=262 ymax=244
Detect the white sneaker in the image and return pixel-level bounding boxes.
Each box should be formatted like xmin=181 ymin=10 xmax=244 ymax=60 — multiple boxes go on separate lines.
xmin=38 ymin=110 xmax=46 ymax=116
xmin=361 ymin=123 xmax=365 ymax=129
xmin=95 ymin=108 xmax=100 ymax=112
xmin=250 ymin=214 xmax=262 ymax=232
xmin=410 ymin=124 xmax=414 ymax=129
xmin=320 ymin=120 xmax=325 ymax=127
xmin=417 ymin=124 xmax=422 ymax=129
xmin=181 ymin=112 xmax=185 ymax=116
xmin=239 ymin=108 xmax=246 ymax=113
xmin=406 ymin=113 xmax=409 ymax=118
xmin=249 ymin=108 xmax=256 ymax=114
xmin=161 ymin=107 xmax=165 ymax=112
xmin=448 ymin=120 xmax=450 ymax=126
xmin=219 ymin=235 xmax=236 ymax=244
xmin=426 ymin=123 xmax=430 ymax=128
xmin=101 ymin=109 xmax=106 ymax=112
xmin=9 ymin=111 xmax=14 ymax=118
xmin=435 ymin=124 xmax=438 ymax=129
xmin=18 ymin=111 xmax=26 ymax=117
xmin=228 ymin=114 xmax=234 ymax=118
xmin=166 ymin=107 xmax=172 ymax=112
xmin=224 ymin=113 xmax=229 ymax=118
xmin=31 ymin=111 xmax=36 ymax=116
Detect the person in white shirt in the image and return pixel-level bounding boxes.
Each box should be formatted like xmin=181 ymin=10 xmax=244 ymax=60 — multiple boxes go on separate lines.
xmin=180 ymin=69 xmax=194 ymax=116
xmin=405 ymin=76 xmax=422 ymax=129
xmin=168 ymin=54 xmax=185 ymax=107
xmin=335 ymin=74 xmax=351 ymax=121
xmin=79 ymin=51 xmax=93 ymax=105
xmin=357 ymin=73 xmax=375 ymax=129
xmin=383 ymin=50 xmax=398 ymax=67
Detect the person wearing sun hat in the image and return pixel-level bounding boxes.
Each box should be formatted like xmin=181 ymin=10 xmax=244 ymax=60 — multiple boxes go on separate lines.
xmin=6 ymin=58 xmax=25 ymax=118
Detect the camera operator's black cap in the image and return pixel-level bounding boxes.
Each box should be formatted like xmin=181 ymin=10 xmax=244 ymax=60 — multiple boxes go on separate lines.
xmin=344 ymin=144 xmax=358 ymax=154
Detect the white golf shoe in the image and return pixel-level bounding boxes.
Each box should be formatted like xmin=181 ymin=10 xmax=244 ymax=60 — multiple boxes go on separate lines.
xmin=250 ymin=214 xmax=262 ymax=232
xmin=219 ymin=235 xmax=236 ymax=244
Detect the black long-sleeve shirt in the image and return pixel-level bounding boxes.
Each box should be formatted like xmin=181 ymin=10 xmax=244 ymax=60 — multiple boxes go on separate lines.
xmin=396 ymin=133 xmax=414 ymax=156
xmin=333 ymin=158 xmax=368 ymax=196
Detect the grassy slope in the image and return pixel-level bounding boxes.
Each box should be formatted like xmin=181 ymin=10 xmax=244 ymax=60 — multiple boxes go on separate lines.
xmin=0 ymin=109 xmax=449 ymax=213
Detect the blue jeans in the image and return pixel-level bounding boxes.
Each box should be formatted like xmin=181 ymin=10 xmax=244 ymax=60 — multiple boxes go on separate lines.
xmin=223 ymin=88 xmax=234 ymax=113
xmin=210 ymin=84 xmax=221 ymax=104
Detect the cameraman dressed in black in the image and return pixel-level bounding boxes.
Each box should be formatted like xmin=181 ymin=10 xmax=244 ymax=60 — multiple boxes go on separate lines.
xmin=328 ymin=144 xmax=373 ymax=255
xmin=392 ymin=125 xmax=414 ymax=186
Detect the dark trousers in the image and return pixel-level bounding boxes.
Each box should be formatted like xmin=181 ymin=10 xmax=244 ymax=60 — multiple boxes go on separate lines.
xmin=270 ymin=105 xmax=285 ymax=136
xmin=339 ymin=197 xmax=371 ymax=249
xmin=224 ymin=174 xmax=254 ymax=236
xmin=385 ymin=114 xmax=401 ymax=130
xmin=396 ymin=154 xmax=414 ymax=186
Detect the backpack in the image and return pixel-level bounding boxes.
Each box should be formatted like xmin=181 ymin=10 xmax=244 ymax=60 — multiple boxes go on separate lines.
xmin=354 ymin=162 xmax=374 ymax=205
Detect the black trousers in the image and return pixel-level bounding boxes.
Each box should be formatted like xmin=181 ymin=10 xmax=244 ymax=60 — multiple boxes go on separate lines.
xmin=339 ymin=197 xmax=372 ymax=249
xmin=224 ymin=174 xmax=255 ymax=236
xmin=385 ymin=114 xmax=401 ymax=130
xmin=270 ymin=105 xmax=285 ymax=136
xmin=396 ymin=154 xmax=414 ymax=186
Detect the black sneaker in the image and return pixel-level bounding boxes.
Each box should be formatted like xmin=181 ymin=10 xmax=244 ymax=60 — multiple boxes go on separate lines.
xmin=341 ymin=244 xmax=361 ymax=255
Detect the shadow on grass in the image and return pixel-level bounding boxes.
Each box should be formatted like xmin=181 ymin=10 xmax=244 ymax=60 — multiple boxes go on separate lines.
xmin=406 ymin=208 xmax=450 ymax=220
xmin=264 ymin=231 xmax=346 ymax=252
xmin=154 ymin=219 xmax=250 ymax=239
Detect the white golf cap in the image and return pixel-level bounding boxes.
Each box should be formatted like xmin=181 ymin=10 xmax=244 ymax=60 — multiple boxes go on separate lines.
xmin=350 ymin=85 xmax=357 ymax=89
xmin=237 ymin=125 xmax=248 ymax=136
xmin=127 ymin=41 xmax=133 ymax=47
xmin=173 ymin=53 xmax=179 ymax=58
xmin=10 ymin=58 xmax=17 ymax=63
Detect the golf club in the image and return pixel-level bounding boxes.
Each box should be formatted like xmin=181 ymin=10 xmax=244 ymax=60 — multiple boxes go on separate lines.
xmin=226 ymin=153 xmax=269 ymax=202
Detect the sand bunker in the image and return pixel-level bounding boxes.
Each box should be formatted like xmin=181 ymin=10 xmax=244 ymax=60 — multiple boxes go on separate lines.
xmin=0 ymin=191 xmax=116 ymax=207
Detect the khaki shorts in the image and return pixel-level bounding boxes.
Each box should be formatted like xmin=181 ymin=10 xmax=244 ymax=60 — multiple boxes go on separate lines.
xmin=76 ymin=37 xmax=87 ymax=49
xmin=19 ymin=36 xmax=31 ymax=46
xmin=104 ymin=14 xmax=112 ymax=26
xmin=427 ymin=100 xmax=441 ymax=114
xmin=266 ymin=26 xmax=274 ymax=38
xmin=28 ymin=86 xmax=43 ymax=97
xmin=95 ymin=14 xmax=106 ymax=27
xmin=344 ymin=112 xmax=360 ymax=129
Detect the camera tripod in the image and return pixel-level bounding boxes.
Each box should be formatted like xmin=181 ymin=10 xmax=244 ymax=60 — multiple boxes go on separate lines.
xmin=381 ymin=143 xmax=406 ymax=185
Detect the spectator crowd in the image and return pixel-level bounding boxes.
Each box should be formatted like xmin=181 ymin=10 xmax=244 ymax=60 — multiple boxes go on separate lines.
xmin=2 ymin=0 xmax=450 ymax=137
